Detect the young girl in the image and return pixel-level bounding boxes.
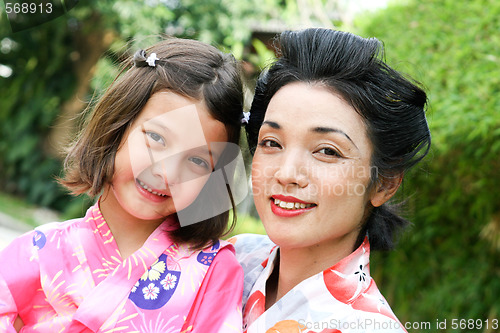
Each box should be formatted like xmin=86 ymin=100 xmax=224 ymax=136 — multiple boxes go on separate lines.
xmin=0 ymin=38 xmax=245 ymax=332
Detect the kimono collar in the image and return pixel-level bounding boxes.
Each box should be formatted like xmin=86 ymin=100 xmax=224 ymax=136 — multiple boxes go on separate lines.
xmin=264 ymin=236 xmax=371 ymax=279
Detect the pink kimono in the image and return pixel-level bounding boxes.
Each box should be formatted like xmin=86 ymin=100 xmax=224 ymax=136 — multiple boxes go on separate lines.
xmin=233 ymin=234 xmax=407 ymax=333
xmin=0 ymin=203 xmax=243 ymax=332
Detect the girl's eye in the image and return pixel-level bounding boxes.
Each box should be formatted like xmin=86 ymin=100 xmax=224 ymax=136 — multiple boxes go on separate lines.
xmin=146 ymin=131 xmax=165 ymax=146
xmin=258 ymin=139 xmax=282 ymax=149
xmin=189 ymin=157 xmax=210 ymax=170
xmin=316 ymin=147 xmax=342 ymax=158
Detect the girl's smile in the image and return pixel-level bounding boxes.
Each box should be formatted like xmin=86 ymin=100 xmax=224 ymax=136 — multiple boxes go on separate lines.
xmin=136 ymin=179 xmax=169 ymax=198
xmin=135 ymin=179 xmax=170 ymax=203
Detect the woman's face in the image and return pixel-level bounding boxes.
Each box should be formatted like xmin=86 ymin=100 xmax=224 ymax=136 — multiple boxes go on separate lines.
xmin=252 ymin=82 xmax=380 ymax=253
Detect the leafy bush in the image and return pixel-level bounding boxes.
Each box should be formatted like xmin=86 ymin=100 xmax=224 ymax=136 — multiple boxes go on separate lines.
xmin=0 ymin=19 xmax=76 ymax=211
xmin=357 ymin=0 xmax=500 ymax=330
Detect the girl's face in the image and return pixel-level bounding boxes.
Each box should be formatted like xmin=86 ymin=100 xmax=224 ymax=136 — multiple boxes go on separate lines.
xmin=105 ymin=91 xmax=228 ymax=225
xmin=252 ymin=82 xmax=384 ymax=253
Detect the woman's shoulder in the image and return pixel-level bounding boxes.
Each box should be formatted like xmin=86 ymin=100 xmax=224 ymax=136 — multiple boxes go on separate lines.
xmin=229 ymin=233 xmax=276 ymax=305
xmin=230 ymin=233 xmax=275 ymax=264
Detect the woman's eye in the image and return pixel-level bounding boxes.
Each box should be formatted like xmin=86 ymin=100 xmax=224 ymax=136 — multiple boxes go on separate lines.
xmin=189 ymin=157 xmax=210 ymax=170
xmin=146 ymin=131 xmax=165 ymax=145
xmin=317 ymin=147 xmax=342 ymax=157
xmin=258 ymin=139 xmax=281 ymax=149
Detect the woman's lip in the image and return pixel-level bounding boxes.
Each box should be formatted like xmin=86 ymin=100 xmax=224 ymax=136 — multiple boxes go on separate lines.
xmin=272 ymin=194 xmax=313 ymax=205
xmin=269 ymin=199 xmax=315 ymax=217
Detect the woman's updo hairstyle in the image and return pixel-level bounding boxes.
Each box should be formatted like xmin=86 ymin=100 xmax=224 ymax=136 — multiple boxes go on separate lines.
xmin=246 ymin=28 xmax=431 ymax=251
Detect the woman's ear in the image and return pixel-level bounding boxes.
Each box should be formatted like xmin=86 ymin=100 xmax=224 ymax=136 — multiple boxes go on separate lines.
xmin=370 ymin=173 xmax=403 ymax=207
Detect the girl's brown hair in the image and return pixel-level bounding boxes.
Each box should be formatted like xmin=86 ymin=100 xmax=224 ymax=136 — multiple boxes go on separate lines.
xmin=60 ymin=37 xmax=244 ymax=249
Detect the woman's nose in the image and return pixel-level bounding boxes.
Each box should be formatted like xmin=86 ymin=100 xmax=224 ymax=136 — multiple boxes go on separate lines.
xmin=274 ymin=150 xmax=308 ymax=188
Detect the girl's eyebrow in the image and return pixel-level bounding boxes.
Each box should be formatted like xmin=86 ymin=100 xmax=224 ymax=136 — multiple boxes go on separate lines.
xmin=311 ymin=126 xmax=358 ymax=150
xmin=145 ymin=118 xmax=172 ymax=134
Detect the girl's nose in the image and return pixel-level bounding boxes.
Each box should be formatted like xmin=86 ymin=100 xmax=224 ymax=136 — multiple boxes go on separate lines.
xmin=150 ymin=156 xmax=181 ymax=188
xmin=274 ymin=150 xmax=309 ymax=189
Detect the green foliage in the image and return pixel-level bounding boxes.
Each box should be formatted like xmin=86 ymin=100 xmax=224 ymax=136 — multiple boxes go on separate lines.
xmin=357 ymin=0 xmax=500 ymax=329
xmin=228 ymin=213 xmax=266 ymax=238
xmin=0 ymin=17 xmax=76 ymax=210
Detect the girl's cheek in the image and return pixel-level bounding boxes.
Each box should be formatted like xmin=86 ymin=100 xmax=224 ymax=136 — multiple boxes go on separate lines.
xmin=171 ymin=177 xmax=207 ymax=211
xmin=126 ymin=129 xmax=157 ymax=178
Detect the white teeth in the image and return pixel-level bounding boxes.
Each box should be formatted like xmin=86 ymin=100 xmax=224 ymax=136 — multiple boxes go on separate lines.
xmin=273 ymin=198 xmax=314 ymax=210
xmin=138 ymin=180 xmax=166 ymax=197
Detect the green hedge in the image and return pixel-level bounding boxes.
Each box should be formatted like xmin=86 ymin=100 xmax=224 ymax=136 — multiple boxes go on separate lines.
xmin=0 ymin=19 xmax=76 ymax=211
xmin=357 ymin=0 xmax=500 ymax=330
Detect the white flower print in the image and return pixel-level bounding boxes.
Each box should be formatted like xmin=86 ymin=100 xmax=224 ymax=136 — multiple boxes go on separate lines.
xmin=160 ymin=273 xmax=177 ymax=291
xmin=140 ymin=259 xmax=166 ymax=281
xmin=143 ymin=283 xmax=160 ymax=300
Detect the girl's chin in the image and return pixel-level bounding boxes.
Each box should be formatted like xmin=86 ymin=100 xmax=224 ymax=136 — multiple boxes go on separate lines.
xmin=127 ymin=206 xmax=172 ymax=223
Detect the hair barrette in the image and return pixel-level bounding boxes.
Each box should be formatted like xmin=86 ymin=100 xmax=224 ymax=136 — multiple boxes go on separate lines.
xmin=133 ymin=49 xmax=160 ymax=68
xmin=241 ymin=112 xmax=250 ymax=125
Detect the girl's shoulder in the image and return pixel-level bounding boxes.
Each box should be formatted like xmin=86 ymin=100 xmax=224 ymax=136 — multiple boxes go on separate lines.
xmin=1 ymin=215 xmax=86 ymax=256
xmin=31 ymin=204 xmax=102 ymax=244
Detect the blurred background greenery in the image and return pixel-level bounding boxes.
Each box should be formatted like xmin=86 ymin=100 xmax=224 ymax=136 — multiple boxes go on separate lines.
xmin=0 ymin=0 xmax=499 ymax=331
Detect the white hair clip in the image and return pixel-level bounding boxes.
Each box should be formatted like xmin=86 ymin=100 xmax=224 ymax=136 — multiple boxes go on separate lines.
xmin=146 ymin=53 xmax=159 ymax=67
xmin=241 ymin=112 xmax=250 ymax=125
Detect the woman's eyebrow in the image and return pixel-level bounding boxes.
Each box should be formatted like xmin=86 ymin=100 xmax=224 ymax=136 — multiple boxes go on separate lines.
xmin=262 ymin=121 xmax=280 ymax=129
xmin=311 ymin=126 xmax=358 ymax=150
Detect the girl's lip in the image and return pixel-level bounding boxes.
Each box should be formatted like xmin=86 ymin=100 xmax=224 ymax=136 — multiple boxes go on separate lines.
xmin=271 ymin=194 xmax=314 ymax=205
xmin=135 ymin=179 xmax=170 ymax=203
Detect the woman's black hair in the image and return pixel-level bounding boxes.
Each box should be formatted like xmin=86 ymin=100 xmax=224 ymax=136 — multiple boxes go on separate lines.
xmin=246 ymin=28 xmax=431 ymax=251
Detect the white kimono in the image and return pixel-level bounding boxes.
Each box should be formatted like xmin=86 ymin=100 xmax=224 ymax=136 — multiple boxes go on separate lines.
xmin=233 ymin=234 xmax=407 ymax=333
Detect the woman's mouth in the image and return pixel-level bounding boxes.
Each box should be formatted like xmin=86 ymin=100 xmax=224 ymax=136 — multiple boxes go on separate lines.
xmin=270 ymin=195 xmax=316 ymax=217
xmin=273 ymin=198 xmax=315 ymax=210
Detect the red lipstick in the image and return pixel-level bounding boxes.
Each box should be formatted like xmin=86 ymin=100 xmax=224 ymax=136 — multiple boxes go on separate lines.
xmin=270 ymin=195 xmax=316 ymax=218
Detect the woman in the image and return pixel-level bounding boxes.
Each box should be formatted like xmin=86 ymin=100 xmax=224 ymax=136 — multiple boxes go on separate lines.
xmin=233 ymin=28 xmax=431 ymax=333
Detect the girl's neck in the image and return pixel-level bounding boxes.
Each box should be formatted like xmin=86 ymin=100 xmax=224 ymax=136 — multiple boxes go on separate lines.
xmin=99 ymin=190 xmax=165 ymax=260
xmin=265 ymin=238 xmax=356 ymax=310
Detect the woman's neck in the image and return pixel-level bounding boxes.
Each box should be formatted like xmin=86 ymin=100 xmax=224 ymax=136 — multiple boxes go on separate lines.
xmin=265 ymin=237 xmax=356 ymax=310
